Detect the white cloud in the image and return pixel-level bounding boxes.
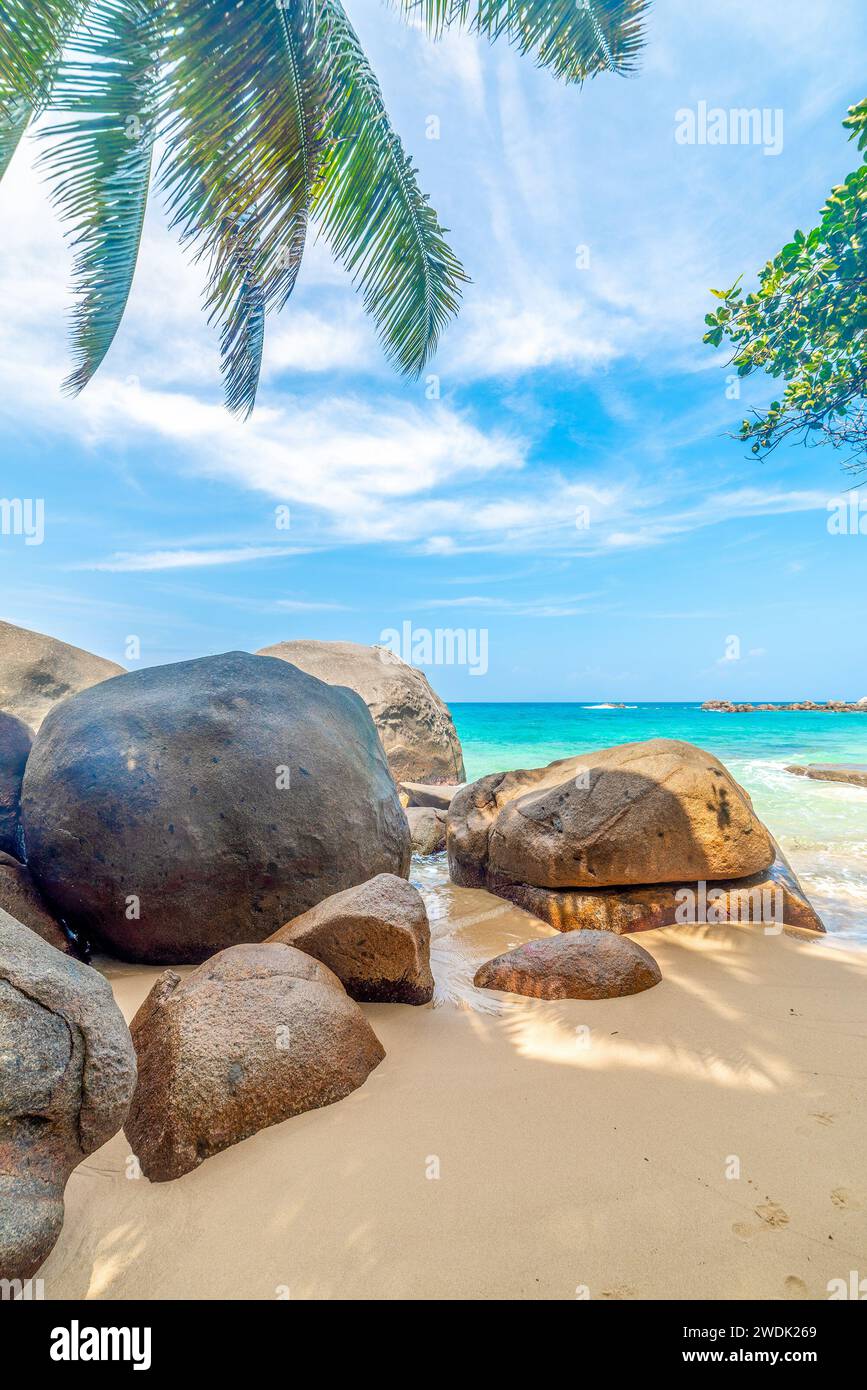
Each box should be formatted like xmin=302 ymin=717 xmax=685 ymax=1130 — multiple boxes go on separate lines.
xmin=76 ymin=546 xmax=303 ymax=572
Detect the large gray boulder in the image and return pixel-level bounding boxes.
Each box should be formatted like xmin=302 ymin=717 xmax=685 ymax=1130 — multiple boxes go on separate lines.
xmin=0 ymin=914 xmax=136 ymax=1281
xmin=0 ymin=620 xmax=124 ymax=730
xmin=21 ymin=652 xmax=411 ymax=964
xmin=0 ymin=711 xmax=33 ymax=856
xmin=257 ymin=639 xmax=465 ymax=785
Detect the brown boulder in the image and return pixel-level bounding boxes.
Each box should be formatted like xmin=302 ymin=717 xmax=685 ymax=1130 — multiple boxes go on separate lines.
xmin=257 ymin=639 xmax=465 ymax=784
xmin=474 ymin=845 xmax=824 ymax=935
xmin=0 ymin=619 xmax=124 ymax=731
xmin=0 ymin=711 xmax=32 ymax=856
xmin=268 ymin=874 xmax=433 ymax=1004
xmin=0 ymin=852 xmax=72 ymax=955
xmin=0 ymin=913 xmax=136 ymax=1281
xmin=124 ymin=942 xmax=385 ymax=1181
xmin=448 ymin=738 xmax=774 ymax=891
xmin=22 ymin=651 xmax=410 ymax=963
xmin=406 ymin=805 xmax=447 ymax=855
xmin=475 ymin=929 xmax=662 ymax=1000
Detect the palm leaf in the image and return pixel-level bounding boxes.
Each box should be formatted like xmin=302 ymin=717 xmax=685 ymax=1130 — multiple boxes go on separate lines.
xmin=312 ymin=0 xmax=468 ymax=377
xmin=0 ymin=0 xmax=91 ymax=181
xmin=394 ymin=1 xmax=649 ymax=81
xmin=159 ymin=0 xmax=324 ymax=416
xmin=37 ymin=0 xmax=161 ymax=393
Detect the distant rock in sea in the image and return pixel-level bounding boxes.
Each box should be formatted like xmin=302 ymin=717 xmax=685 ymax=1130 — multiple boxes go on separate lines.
xmin=786 ymin=763 xmax=867 ymax=789
xmin=703 ymin=699 xmax=867 ymax=713
xmin=256 ymin=639 xmax=466 ymax=785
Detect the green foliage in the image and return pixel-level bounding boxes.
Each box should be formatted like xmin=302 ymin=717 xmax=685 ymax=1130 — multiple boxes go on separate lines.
xmin=3 ymin=0 xmax=649 ymax=414
xmin=394 ymin=1 xmax=649 ymax=81
xmin=704 ymin=98 xmax=867 ymax=469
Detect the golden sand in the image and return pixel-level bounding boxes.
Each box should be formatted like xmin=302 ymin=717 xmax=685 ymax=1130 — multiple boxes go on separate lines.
xmin=41 ymin=881 xmax=867 ymax=1301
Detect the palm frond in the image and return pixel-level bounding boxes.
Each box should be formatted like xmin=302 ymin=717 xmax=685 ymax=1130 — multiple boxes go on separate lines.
xmin=0 ymin=0 xmax=91 ymax=181
xmin=312 ymin=0 xmax=467 ymax=377
xmin=37 ymin=0 xmax=161 ymax=394
xmin=394 ymin=0 xmax=650 ymax=81
xmin=159 ymin=0 xmax=324 ymax=417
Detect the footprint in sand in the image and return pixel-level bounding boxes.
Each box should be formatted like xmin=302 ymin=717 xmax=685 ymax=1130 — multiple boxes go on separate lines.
xmin=830 ymin=1188 xmax=861 ymax=1210
xmin=755 ymin=1201 xmax=790 ymax=1229
xmin=732 ymin=1221 xmax=758 ymax=1240
xmin=784 ymin=1276 xmax=809 ymax=1299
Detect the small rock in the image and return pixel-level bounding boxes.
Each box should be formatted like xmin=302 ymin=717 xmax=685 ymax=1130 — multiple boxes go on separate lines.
xmin=269 ymin=874 xmax=434 ymax=1004
xmin=0 ymin=852 xmax=72 ymax=955
xmin=474 ymin=929 xmax=662 ymax=1000
xmin=406 ymin=805 xmax=447 ymax=855
xmin=400 ymin=782 xmax=463 ymax=810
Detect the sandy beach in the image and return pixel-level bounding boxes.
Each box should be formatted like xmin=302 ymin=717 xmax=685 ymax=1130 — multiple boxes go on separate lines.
xmin=40 ymin=879 xmax=867 ymax=1302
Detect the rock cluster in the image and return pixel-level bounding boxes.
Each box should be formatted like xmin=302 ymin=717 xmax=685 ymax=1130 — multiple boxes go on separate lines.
xmin=21 ymin=651 xmax=410 ymax=963
xmin=703 ymin=699 xmax=867 ymax=713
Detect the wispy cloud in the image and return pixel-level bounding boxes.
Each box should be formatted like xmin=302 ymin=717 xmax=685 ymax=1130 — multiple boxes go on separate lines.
xmin=75 ymin=546 xmax=304 ymax=572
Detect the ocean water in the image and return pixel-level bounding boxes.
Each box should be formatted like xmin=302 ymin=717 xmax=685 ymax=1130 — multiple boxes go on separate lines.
xmin=446 ymin=702 xmax=867 ymax=946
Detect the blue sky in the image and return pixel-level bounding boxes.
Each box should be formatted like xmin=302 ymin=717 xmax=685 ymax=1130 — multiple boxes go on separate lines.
xmin=0 ymin=0 xmax=865 ymax=701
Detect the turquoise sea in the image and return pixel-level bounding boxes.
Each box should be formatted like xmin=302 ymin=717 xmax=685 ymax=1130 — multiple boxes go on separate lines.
xmin=448 ymin=703 xmax=867 ymax=945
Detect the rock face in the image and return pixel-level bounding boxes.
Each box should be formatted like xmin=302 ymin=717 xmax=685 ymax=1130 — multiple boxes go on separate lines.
xmin=268 ymin=874 xmax=433 ymax=1004
xmin=257 ymin=639 xmax=465 ymax=785
xmin=449 ymin=739 xmax=774 ymax=892
xmin=124 ymin=942 xmax=385 ymax=1182
xmin=22 ymin=651 xmax=410 ymax=964
xmin=406 ymin=805 xmax=447 ymax=855
xmin=0 ymin=620 xmax=124 ymax=731
xmin=787 ymin=763 xmax=867 ymax=789
xmin=0 ymin=852 xmax=72 ymax=955
xmin=0 ymin=914 xmax=136 ymax=1280
xmin=0 ymin=711 xmax=32 ymax=855
xmin=475 ymin=930 xmax=662 ymax=1000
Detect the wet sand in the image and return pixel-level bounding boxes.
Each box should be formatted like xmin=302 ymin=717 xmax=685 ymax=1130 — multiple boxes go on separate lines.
xmin=41 ymin=878 xmax=867 ymax=1301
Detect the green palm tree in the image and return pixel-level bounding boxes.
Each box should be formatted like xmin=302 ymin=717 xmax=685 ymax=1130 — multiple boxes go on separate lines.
xmin=0 ymin=1 xmax=648 ymax=415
